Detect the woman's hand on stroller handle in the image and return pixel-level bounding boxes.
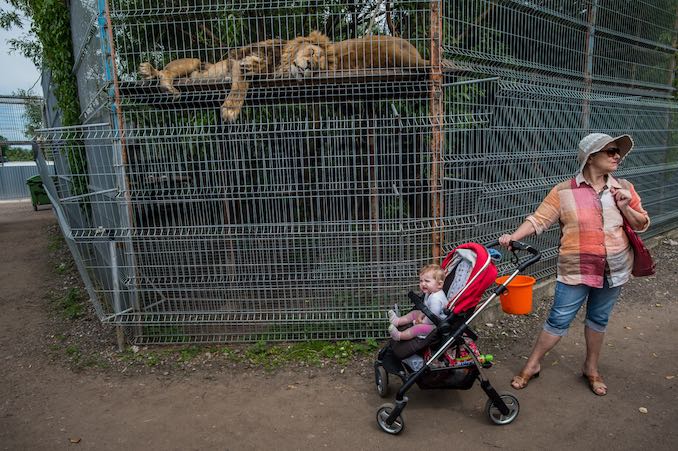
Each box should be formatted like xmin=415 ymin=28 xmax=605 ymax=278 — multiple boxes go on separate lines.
xmin=487 ymin=239 xmax=541 ymax=271
xmin=488 ymin=238 xmax=538 ymax=253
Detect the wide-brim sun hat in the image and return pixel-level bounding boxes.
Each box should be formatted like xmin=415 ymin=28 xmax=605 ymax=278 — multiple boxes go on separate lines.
xmin=577 ymin=133 xmax=634 ymax=173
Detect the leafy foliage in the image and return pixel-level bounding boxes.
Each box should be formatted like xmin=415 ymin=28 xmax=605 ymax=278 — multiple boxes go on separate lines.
xmin=12 ymin=88 xmax=43 ymax=138
xmin=1 ymin=1 xmax=81 ymax=125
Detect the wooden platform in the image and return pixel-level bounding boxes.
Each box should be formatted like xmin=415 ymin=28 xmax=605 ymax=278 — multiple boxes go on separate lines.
xmin=118 ymin=64 xmax=470 ymax=107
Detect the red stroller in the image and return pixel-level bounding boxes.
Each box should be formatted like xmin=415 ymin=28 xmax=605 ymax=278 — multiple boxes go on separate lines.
xmin=374 ymin=240 xmax=541 ymax=434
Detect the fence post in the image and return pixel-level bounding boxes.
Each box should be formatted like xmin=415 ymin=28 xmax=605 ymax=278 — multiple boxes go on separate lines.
xmin=430 ymin=0 xmax=444 ymax=260
xmin=582 ymin=0 xmax=598 ymax=131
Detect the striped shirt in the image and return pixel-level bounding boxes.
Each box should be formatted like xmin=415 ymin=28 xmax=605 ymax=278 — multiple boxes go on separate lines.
xmin=526 ymin=173 xmax=650 ymax=288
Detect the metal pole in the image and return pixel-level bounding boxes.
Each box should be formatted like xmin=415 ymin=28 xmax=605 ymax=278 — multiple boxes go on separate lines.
xmin=109 ymin=239 xmax=125 ymax=351
xmin=100 ymin=0 xmax=142 ymax=341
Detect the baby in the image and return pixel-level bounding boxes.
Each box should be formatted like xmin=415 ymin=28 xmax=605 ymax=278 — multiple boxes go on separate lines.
xmin=388 ymin=264 xmax=448 ymax=341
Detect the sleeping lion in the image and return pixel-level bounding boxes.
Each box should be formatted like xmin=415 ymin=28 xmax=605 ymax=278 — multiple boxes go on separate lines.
xmin=139 ymin=31 xmax=427 ymax=122
xmin=281 ymin=33 xmax=428 ymax=79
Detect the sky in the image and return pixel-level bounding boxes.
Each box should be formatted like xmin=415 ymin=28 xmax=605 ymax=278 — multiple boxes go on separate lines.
xmin=0 ymin=1 xmax=41 ymax=96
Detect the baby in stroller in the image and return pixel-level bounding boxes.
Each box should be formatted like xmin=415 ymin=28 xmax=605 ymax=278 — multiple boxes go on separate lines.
xmin=387 ymin=264 xmax=447 ymax=341
xmin=374 ymin=241 xmax=541 ymax=435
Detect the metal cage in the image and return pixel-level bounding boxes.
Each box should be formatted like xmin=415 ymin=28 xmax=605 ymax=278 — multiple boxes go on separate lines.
xmin=36 ymin=0 xmax=678 ymax=343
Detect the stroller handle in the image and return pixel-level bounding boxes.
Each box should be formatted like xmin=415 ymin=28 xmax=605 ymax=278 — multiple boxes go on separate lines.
xmin=486 ymin=239 xmax=541 ymax=272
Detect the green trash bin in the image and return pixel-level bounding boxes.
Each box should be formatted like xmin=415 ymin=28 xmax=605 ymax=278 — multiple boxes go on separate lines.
xmin=27 ymin=175 xmax=51 ymax=211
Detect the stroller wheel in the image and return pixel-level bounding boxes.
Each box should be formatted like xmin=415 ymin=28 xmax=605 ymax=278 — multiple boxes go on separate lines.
xmin=375 ymin=366 xmax=390 ymax=398
xmin=485 ymin=393 xmax=520 ymax=425
xmin=376 ymin=403 xmax=404 ymax=435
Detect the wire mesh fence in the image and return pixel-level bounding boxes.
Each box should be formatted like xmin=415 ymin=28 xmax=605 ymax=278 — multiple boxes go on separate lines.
xmin=35 ymin=0 xmax=678 ymax=343
xmin=0 ymin=95 xmax=46 ymax=199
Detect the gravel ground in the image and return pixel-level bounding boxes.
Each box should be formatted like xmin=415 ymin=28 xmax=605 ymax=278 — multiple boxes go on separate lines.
xmin=3 ymin=202 xmax=677 ymax=450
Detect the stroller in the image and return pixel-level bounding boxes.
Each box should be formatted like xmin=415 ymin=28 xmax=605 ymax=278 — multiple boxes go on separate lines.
xmin=374 ymin=240 xmax=540 ymax=434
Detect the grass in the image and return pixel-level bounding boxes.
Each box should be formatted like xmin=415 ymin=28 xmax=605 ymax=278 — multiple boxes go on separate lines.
xmin=178 ymin=346 xmax=202 ymax=362
xmin=240 ymin=339 xmax=380 ymax=369
xmin=47 ymin=231 xmax=65 ymax=252
xmin=56 ymin=288 xmax=86 ymax=319
xmin=106 ymin=339 xmax=380 ymax=372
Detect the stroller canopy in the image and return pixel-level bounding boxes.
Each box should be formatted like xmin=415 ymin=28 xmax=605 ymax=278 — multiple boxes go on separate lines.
xmin=441 ymin=243 xmax=498 ymax=314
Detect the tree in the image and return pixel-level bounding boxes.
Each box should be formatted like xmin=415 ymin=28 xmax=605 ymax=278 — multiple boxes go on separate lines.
xmin=12 ymin=88 xmax=43 ymax=139
xmin=1 ymin=1 xmax=80 ymax=125
xmin=0 ymin=1 xmax=41 ymax=66
xmin=0 ymin=134 xmax=32 ymax=162
xmin=0 ymin=135 xmax=7 ymax=162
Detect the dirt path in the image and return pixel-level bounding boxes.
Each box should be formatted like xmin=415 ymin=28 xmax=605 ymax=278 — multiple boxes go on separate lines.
xmin=1 ymin=201 xmax=676 ymax=450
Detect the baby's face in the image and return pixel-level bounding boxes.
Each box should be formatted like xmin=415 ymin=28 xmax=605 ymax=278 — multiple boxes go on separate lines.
xmin=419 ymin=271 xmax=444 ymax=294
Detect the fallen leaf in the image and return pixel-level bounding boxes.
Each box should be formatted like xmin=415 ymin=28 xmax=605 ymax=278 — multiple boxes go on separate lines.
xmin=652 ymin=353 xmax=658 ymax=358
xmin=639 ymin=407 xmax=648 ymax=414
xmin=624 ymin=326 xmax=632 ymax=330
xmin=666 ymin=375 xmax=675 ymax=380
xmin=69 ymin=437 xmax=81 ymax=444
xmin=655 ymin=303 xmax=662 ymax=307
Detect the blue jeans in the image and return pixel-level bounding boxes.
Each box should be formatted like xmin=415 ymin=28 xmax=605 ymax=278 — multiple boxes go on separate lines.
xmin=543 ymin=280 xmax=622 ymax=337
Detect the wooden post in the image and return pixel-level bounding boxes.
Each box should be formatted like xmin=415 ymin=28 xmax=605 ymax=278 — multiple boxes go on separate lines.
xmin=582 ymin=0 xmax=598 ymax=132
xmin=430 ymin=1 xmax=444 ymax=260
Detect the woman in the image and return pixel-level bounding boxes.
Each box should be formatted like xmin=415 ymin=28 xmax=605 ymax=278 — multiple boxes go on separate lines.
xmin=499 ymin=133 xmax=650 ymax=396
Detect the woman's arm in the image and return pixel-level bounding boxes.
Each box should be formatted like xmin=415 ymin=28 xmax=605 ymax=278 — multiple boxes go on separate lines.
xmin=499 ymin=185 xmax=561 ymax=247
xmin=499 ymin=220 xmax=537 ymax=247
xmin=611 ymin=186 xmax=650 ymax=231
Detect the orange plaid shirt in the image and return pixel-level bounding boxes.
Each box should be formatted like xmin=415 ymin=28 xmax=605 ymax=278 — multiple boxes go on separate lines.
xmin=526 ymin=174 xmax=650 ymax=288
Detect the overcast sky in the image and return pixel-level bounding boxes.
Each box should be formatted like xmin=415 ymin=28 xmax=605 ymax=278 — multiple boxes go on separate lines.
xmin=0 ymin=1 xmax=41 ymax=96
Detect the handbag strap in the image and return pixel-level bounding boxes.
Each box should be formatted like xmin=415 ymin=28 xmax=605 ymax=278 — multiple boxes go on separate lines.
xmin=613 ymin=178 xmax=635 ymax=228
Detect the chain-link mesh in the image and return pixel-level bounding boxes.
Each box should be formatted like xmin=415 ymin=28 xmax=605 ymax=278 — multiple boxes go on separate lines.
xmin=36 ymin=1 xmax=678 ymax=343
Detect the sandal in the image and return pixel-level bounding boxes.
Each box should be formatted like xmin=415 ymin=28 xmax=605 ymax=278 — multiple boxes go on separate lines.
xmin=510 ymin=370 xmax=540 ymax=390
xmin=583 ymin=373 xmax=607 ymax=396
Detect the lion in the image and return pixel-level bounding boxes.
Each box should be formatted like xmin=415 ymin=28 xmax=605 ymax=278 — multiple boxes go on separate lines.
xmin=139 ymin=38 xmax=285 ymax=121
xmin=281 ymin=34 xmax=428 ymax=79
xmin=139 ymin=32 xmax=428 ymax=121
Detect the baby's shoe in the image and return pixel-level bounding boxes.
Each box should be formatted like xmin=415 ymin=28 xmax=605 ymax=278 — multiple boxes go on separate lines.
xmin=387 ymin=309 xmax=398 ymax=325
xmin=388 ymin=324 xmax=401 ymax=341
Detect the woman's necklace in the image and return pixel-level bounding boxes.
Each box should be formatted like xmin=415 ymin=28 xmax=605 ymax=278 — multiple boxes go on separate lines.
xmin=592 ymin=181 xmax=606 ymax=193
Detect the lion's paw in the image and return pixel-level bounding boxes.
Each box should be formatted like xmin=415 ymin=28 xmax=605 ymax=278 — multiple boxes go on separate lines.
xmin=221 ymin=105 xmax=241 ymax=122
xmin=157 ymin=79 xmax=180 ymax=98
xmin=138 ymin=62 xmax=158 ymax=79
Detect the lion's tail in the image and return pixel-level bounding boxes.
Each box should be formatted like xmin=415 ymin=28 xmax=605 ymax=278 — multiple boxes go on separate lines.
xmin=221 ymin=62 xmax=249 ymax=122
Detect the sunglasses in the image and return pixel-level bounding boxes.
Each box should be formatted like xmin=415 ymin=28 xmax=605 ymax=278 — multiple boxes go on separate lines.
xmin=601 ymin=147 xmax=621 ymax=157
